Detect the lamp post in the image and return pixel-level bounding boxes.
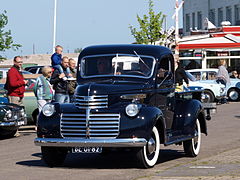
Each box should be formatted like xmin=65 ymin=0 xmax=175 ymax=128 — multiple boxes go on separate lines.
xmin=52 ymin=0 xmax=57 ymax=53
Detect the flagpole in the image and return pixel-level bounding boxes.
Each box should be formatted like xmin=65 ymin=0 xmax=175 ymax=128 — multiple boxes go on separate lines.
xmin=175 ymin=0 xmax=179 ymax=62
xmin=53 ymin=0 xmax=57 ymax=53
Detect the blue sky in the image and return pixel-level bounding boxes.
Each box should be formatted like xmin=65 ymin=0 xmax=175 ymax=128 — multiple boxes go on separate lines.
xmin=0 ymin=0 xmax=182 ymax=59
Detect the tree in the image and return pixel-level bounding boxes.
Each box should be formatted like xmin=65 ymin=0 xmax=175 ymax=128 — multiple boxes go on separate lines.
xmin=0 ymin=10 xmax=21 ymax=61
xmin=74 ymin=48 xmax=82 ymax=53
xmin=129 ymin=0 xmax=166 ymax=45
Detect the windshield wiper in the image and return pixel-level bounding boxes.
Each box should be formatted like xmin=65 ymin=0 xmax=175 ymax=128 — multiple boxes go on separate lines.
xmin=133 ymin=51 xmax=151 ymax=71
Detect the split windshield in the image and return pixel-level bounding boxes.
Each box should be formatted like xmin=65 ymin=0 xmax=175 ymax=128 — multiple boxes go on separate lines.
xmin=80 ymin=54 xmax=155 ymax=78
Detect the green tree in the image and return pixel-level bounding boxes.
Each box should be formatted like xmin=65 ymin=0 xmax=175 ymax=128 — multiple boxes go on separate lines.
xmin=0 ymin=10 xmax=21 ymax=61
xmin=74 ymin=48 xmax=82 ymax=53
xmin=129 ymin=0 xmax=166 ymax=45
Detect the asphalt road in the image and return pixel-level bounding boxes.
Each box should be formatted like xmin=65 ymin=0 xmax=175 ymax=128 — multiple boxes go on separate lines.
xmin=0 ymin=102 xmax=240 ymax=180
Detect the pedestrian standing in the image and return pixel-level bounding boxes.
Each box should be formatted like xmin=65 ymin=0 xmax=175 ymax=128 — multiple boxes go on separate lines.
xmin=5 ymin=56 xmax=28 ymax=105
xmin=50 ymin=56 xmax=70 ymax=103
xmin=175 ymin=61 xmax=189 ymax=92
xmin=68 ymin=58 xmax=77 ymax=102
xmin=33 ymin=66 xmax=54 ymax=114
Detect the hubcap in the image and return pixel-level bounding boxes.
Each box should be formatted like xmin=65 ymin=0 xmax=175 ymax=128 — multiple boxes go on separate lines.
xmin=147 ymin=137 xmax=156 ymax=155
xmin=229 ymin=91 xmax=238 ymax=100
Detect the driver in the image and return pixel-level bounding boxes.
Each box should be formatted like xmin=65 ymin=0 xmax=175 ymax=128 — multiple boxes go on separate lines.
xmin=97 ymin=59 xmax=111 ymax=75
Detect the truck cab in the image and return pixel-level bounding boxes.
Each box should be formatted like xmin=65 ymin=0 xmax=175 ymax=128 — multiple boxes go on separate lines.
xmin=35 ymin=44 xmax=209 ymax=168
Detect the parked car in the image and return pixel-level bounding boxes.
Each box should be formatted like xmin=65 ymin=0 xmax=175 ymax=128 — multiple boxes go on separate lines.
xmin=0 ymin=68 xmax=33 ymax=79
xmin=34 ymin=44 xmax=212 ymax=168
xmin=0 ymin=78 xmax=38 ymax=125
xmin=24 ymin=66 xmax=44 ymax=74
xmin=0 ymin=96 xmax=27 ymax=137
xmin=185 ymin=72 xmax=225 ymax=103
xmin=187 ymin=69 xmax=240 ymax=101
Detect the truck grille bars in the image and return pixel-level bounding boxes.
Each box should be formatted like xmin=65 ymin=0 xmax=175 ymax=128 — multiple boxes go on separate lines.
xmin=74 ymin=95 xmax=108 ymax=109
xmin=60 ymin=95 xmax=120 ymax=139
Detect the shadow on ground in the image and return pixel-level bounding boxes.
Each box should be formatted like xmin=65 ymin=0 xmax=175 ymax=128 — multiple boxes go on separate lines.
xmin=16 ymin=149 xmax=186 ymax=169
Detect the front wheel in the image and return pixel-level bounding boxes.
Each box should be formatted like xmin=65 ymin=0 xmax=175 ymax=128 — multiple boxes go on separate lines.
xmin=203 ymin=90 xmax=214 ymax=103
xmin=183 ymin=119 xmax=201 ymax=157
xmin=41 ymin=147 xmax=68 ymax=167
xmin=136 ymin=126 xmax=160 ymax=168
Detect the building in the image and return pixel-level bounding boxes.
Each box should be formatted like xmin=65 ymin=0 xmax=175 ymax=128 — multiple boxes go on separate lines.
xmin=179 ymin=26 xmax=240 ymax=72
xmin=183 ymin=0 xmax=240 ymax=35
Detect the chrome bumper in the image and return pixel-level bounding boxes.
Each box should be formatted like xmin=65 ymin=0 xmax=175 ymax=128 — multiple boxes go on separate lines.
xmin=34 ymin=138 xmax=147 ymax=147
xmin=0 ymin=120 xmax=25 ymax=127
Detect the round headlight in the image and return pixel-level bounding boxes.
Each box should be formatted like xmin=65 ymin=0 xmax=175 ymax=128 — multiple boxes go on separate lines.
xmin=125 ymin=104 xmax=141 ymax=117
xmin=20 ymin=109 xmax=25 ymax=117
xmin=6 ymin=110 xmax=12 ymax=118
xmin=42 ymin=104 xmax=55 ymax=117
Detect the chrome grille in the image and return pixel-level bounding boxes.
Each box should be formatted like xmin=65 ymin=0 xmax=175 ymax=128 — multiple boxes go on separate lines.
xmin=60 ymin=112 xmax=120 ymax=139
xmin=74 ymin=95 xmax=108 ymax=109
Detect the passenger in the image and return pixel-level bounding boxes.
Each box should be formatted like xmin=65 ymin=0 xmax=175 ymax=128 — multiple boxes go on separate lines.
xmin=5 ymin=56 xmax=28 ymax=106
xmin=230 ymin=70 xmax=238 ymax=79
xmin=216 ymin=59 xmax=230 ymax=86
xmin=68 ymin=58 xmax=77 ymax=102
xmin=50 ymin=57 xmax=70 ymax=103
xmin=51 ymin=45 xmax=71 ymax=78
xmin=33 ymin=66 xmax=54 ymax=114
xmin=175 ymin=61 xmax=189 ymax=92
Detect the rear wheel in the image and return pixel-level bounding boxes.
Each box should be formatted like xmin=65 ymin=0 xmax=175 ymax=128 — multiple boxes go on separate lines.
xmin=228 ymin=88 xmax=240 ymax=101
xmin=41 ymin=147 xmax=68 ymax=167
xmin=183 ymin=119 xmax=201 ymax=157
xmin=136 ymin=126 xmax=160 ymax=168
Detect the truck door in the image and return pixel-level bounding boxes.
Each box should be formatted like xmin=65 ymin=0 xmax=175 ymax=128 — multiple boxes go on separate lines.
xmin=155 ymin=55 xmax=175 ymax=130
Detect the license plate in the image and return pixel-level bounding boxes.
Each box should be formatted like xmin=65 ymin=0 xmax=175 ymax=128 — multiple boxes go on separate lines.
xmin=72 ymin=147 xmax=102 ymax=153
xmin=17 ymin=121 xmax=25 ymax=126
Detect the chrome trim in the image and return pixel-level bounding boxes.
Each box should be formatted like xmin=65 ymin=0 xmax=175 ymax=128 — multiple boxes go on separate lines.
xmin=34 ymin=137 xmax=147 ymax=147
xmin=60 ymin=112 xmax=120 ymax=139
xmin=74 ymin=95 xmax=108 ymax=109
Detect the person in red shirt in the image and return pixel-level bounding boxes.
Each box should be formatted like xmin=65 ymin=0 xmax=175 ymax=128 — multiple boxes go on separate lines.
xmin=6 ymin=56 xmax=28 ymax=105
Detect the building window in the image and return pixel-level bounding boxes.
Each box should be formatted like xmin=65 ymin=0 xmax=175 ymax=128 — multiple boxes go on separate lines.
xmin=209 ymin=9 xmax=216 ymax=25
xmin=192 ymin=12 xmax=195 ymax=29
xmin=235 ymin=4 xmax=240 ymax=25
xmin=218 ymin=8 xmax=223 ymax=26
xmin=197 ymin=11 xmax=202 ymax=29
xmin=226 ymin=6 xmax=232 ymax=23
xmin=186 ymin=14 xmax=190 ymax=32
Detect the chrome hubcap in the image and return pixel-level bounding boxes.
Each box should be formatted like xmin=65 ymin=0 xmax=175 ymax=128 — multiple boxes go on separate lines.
xmin=147 ymin=138 xmax=156 ymax=155
xmin=229 ymin=91 xmax=238 ymax=100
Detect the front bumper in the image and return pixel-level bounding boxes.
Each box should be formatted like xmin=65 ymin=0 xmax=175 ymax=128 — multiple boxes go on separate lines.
xmin=34 ymin=138 xmax=147 ymax=147
xmin=0 ymin=118 xmax=26 ymax=127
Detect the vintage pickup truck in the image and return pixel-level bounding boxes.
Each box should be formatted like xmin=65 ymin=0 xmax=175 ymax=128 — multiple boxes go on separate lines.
xmin=34 ymin=44 xmax=211 ymax=168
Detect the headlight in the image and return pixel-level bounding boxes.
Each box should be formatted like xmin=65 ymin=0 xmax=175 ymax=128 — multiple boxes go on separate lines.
xmin=6 ymin=110 xmax=12 ymax=119
xmin=125 ymin=104 xmax=141 ymax=117
xmin=20 ymin=109 xmax=25 ymax=117
xmin=42 ymin=104 xmax=55 ymax=117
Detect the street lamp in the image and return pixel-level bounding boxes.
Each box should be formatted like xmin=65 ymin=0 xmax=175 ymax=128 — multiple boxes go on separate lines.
xmin=52 ymin=0 xmax=57 ymax=53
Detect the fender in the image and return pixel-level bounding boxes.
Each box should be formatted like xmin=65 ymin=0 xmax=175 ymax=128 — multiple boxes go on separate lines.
xmin=118 ymin=106 xmax=165 ymax=141
xmin=174 ymin=99 xmax=207 ymax=136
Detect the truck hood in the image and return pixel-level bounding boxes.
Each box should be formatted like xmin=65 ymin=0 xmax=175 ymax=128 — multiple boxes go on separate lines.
xmin=75 ymin=80 xmax=153 ymax=96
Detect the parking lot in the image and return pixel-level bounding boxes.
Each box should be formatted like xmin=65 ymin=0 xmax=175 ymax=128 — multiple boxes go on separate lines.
xmin=0 ymin=102 xmax=239 ymax=180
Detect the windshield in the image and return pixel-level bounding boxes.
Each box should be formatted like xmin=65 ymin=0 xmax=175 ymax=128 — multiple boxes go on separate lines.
xmin=186 ymin=71 xmax=196 ymax=81
xmin=80 ymin=54 xmax=155 ymax=79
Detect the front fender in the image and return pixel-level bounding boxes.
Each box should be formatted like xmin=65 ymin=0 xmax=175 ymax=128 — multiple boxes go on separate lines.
xmin=118 ymin=106 xmax=163 ymax=140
